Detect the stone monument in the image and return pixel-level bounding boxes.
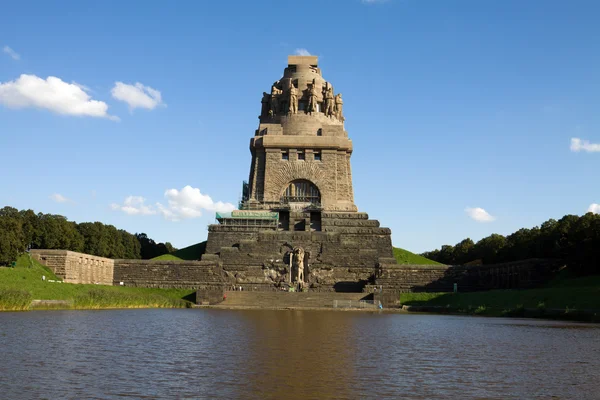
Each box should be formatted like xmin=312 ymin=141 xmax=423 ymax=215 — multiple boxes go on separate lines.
xmin=203 ymin=55 xmax=397 ymax=292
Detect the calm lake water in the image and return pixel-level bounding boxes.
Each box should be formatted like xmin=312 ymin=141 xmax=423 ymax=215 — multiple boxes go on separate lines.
xmin=1 ymin=309 xmax=599 ymax=399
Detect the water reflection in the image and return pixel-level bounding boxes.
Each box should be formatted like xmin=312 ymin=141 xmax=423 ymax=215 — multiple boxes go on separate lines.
xmin=0 ymin=310 xmax=599 ymax=399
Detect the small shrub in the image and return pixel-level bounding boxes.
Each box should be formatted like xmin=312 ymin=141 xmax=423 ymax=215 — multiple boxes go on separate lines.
xmin=502 ymin=304 xmax=525 ymax=317
xmin=474 ymin=305 xmax=487 ymax=315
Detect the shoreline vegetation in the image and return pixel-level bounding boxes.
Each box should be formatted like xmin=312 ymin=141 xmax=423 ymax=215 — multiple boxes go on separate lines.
xmin=399 ymin=272 xmax=600 ymax=323
xmin=0 ymin=255 xmax=195 ymax=311
xmin=2 ymin=252 xmax=599 ymax=323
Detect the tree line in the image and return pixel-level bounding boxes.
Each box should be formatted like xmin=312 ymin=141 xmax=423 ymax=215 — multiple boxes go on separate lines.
xmin=0 ymin=206 xmax=175 ymax=265
xmin=421 ymin=212 xmax=600 ymax=275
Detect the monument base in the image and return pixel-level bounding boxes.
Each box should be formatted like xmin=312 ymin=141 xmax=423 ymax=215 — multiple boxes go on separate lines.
xmin=204 ymin=211 xmax=397 ymax=292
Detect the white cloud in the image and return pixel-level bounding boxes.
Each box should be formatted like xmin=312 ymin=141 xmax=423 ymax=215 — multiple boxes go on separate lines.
xmin=50 ymin=193 xmax=71 ymax=203
xmin=110 ymin=186 xmax=235 ymax=221
xmin=0 ymin=74 xmax=118 ymax=120
xmin=294 ymin=48 xmax=312 ymax=56
xmin=110 ymin=196 xmax=156 ymax=216
xmin=3 ymin=46 xmax=20 ymax=60
xmin=465 ymin=207 xmax=496 ymax=222
xmin=111 ymin=82 xmax=164 ymax=110
xmin=570 ymin=138 xmax=600 ymax=153
xmin=588 ymin=204 xmax=600 ymax=214
xmin=158 ymin=185 xmax=235 ymax=221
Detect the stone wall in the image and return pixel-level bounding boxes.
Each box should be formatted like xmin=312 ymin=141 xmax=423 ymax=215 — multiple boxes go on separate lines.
xmin=30 ymin=249 xmax=114 ymax=285
xmin=204 ymin=211 xmax=396 ymax=291
xmin=373 ymin=258 xmax=565 ymax=306
xmin=113 ymin=259 xmax=225 ymax=289
xmin=250 ymin=141 xmax=355 ymax=211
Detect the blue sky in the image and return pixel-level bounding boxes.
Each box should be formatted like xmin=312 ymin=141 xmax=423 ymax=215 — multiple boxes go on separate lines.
xmin=1 ymin=0 xmax=599 ymax=253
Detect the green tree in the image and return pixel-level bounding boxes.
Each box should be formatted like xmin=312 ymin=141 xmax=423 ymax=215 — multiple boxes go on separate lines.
xmin=472 ymin=234 xmax=506 ymax=264
xmin=0 ymin=210 xmax=25 ymax=264
xmin=452 ymin=238 xmax=475 ymax=264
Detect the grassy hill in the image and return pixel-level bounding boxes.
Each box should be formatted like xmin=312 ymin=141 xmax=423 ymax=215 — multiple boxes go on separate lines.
xmin=152 ymin=241 xmax=207 ymax=261
xmin=0 ymin=254 xmax=195 ymax=311
xmin=393 ymin=247 xmax=442 ymax=265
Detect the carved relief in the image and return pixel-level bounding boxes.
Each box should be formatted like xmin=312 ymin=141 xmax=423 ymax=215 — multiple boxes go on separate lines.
xmin=261 ymin=92 xmax=271 ymax=117
xmin=270 ymin=83 xmax=282 ymax=115
xmin=323 ymin=83 xmax=334 ymax=117
xmin=288 ymin=83 xmax=298 ymax=114
xmin=307 ymin=79 xmax=319 ymax=114
xmin=293 ymin=247 xmax=306 ymax=283
xmin=335 ymin=93 xmax=344 ymax=121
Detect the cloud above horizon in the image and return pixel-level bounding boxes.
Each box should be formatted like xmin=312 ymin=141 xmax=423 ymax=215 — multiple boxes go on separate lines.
xmin=111 ymin=82 xmax=164 ymax=111
xmin=465 ymin=207 xmax=496 ymax=222
xmin=110 ymin=186 xmax=235 ymax=221
xmin=3 ymin=45 xmax=20 ymax=60
xmin=588 ymin=204 xmax=600 ymax=214
xmin=570 ymin=138 xmax=600 ymax=153
xmin=0 ymin=74 xmax=118 ymax=120
xmin=110 ymin=196 xmax=156 ymax=215
xmin=294 ymin=48 xmax=312 ymax=56
xmin=50 ymin=193 xmax=72 ymax=203
xmin=157 ymin=185 xmax=235 ymax=221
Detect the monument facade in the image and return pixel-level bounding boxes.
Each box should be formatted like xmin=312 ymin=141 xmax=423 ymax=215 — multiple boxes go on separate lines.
xmin=203 ymin=56 xmax=398 ymax=291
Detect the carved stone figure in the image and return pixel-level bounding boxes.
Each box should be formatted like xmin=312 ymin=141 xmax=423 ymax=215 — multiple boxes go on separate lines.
xmin=261 ymin=92 xmax=271 ymax=117
xmin=307 ymin=79 xmax=318 ymax=114
xmin=323 ymin=83 xmax=334 ymax=117
xmin=334 ymin=93 xmax=344 ymax=121
xmin=270 ymin=84 xmax=282 ymax=115
xmin=293 ymin=247 xmax=305 ymax=283
xmin=288 ymin=84 xmax=298 ymax=114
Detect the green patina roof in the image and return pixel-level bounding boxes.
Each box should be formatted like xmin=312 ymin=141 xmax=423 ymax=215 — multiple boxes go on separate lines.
xmin=216 ymin=211 xmax=279 ymax=220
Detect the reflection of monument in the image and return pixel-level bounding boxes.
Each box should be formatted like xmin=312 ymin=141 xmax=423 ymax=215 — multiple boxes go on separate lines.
xmin=204 ymin=56 xmax=397 ymax=292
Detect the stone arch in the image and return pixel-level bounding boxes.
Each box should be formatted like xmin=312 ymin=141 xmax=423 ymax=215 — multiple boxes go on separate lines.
xmin=267 ymin=161 xmax=325 ymax=199
xmin=281 ymin=179 xmax=321 ymax=203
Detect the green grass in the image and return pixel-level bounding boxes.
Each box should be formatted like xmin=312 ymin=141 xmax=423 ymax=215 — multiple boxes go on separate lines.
xmin=399 ymin=272 xmax=600 ymax=319
xmin=393 ymin=247 xmax=442 ymax=265
xmin=0 ymin=254 xmax=196 ymax=311
xmin=151 ymin=254 xmax=183 ymax=261
xmin=152 ymin=241 xmax=206 ymax=261
xmin=0 ymin=289 xmax=33 ymax=311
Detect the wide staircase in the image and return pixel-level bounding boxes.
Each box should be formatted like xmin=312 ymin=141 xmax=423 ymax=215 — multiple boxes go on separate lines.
xmin=218 ymin=291 xmax=371 ymax=309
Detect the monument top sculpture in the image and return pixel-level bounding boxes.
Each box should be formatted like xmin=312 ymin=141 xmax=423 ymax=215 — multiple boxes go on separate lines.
xmin=260 ymin=55 xmax=344 ymax=123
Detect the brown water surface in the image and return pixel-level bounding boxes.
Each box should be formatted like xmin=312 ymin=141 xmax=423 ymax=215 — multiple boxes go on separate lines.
xmin=0 ymin=309 xmax=599 ymax=399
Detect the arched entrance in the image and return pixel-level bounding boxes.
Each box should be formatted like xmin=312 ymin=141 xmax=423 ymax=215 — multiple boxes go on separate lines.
xmin=281 ymin=180 xmax=321 ymax=204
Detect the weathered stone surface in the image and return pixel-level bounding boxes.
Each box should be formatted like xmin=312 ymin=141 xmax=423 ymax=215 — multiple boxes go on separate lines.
xmin=113 ymin=259 xmax=225 ymax=289
xmin=372 ymin=258 xmax=565 ymax=306
xmin=30 ymin=249 xmax=114 ymax=285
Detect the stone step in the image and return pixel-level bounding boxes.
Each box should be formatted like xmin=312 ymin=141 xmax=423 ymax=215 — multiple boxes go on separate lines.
xmin=220 ymin=291 xmax=369 ymax=308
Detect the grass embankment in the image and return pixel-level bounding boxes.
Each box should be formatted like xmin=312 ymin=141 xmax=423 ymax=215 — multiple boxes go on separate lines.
xmin=393 ymin=247 xmax=442 ymax=265
xmin=0 ymin=254 xmax=195 ymax=311
xmin=399 ymin=272 xmax=600 ymax=322
xmin=151 ymin=241 xmax=207 ymax=261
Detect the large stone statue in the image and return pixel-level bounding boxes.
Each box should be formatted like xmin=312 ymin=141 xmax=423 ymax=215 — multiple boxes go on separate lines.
xmin=307 ymin=79 xmax=318 ymax=114
xmin=261 ymin=92 xmax=271 ymax=117
xmin=270 ymin=84 xmax=282 ymax=115
xmin=323 ymin=83 xmax=334 ymax=117
xmin=288 ymin=84 xmax=298 ymax=114
xmin=334 ymin=93 xmax=344 ymax=121
xmin=293 ymin=247 xmax=305 ymax=283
